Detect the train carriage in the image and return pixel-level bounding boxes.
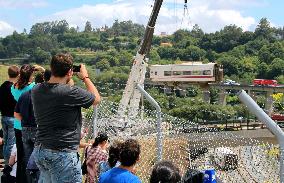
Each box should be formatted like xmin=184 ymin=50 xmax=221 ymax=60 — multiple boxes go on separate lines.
xmin=149 ymin=62 xmax=223 ymax=83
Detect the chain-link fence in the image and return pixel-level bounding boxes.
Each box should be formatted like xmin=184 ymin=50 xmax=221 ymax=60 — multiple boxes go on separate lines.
xmin=82 ymin=99 xmax=280 ymax=183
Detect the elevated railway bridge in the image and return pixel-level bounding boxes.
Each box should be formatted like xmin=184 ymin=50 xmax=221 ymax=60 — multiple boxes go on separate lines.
xmin=146 ymin=80 xmax=284 ymax=115
xmin=209 ymin=84 xmax=284 ymax=115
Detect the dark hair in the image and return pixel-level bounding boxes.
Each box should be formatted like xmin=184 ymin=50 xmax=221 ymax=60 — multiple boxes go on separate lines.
xmin=92 ymin=132 xmax=108 ymax=148
xmin=44 ymin=69 xmax=51 ymax=81
xmin=120 ymin=139 xmax=140 ymax=167
xmin=8 ymin=65 xmax=19 ymax=78
xmin=108 ymin=141 xmax=122 ymax=168
xmin=16 ymin=64 xmax=34 ymax=90
xmin=50 ymin=53 xmax=73 ymax=77
xmin=150 ymin=161 xmax=181 ymax=183
xmin=34 ymin=73 xmax=44 ymax=84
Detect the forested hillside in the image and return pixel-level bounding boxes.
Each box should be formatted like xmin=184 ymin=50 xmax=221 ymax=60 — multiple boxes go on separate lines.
xmin=1 ymin=18 xmax=284 ymax=121
xmin=1 ymin=18 xmax=284 ymax=84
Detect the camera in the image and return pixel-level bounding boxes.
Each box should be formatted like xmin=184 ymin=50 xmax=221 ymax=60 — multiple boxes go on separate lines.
xmin=73 ymin=65 xmax=81 ymax=72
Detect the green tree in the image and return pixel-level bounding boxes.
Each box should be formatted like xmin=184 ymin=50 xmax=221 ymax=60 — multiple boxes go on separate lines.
xmin=256 ymin=62 xmax=269 ymax=78
xmin=149 ymin=49 xmax=161 ymax=62
xmin=100 ymin=32 xmax=109 ymax=42
xmin=268 ymin=58 xmax=284 ymax=78
xmin=270 ymin=42 xmax=284 ymax=60
xmin=215 ymin=25 xmax=243 ymax=52
xmin=96 ymin=59 xmax=110 ymax=71
xmin=258 ymin=45 xmax=273 ymax=64
xmin=51 ymin=20 xmax=69 ymax=34
xmin=255 ymin=18 xmax=273 ymax=39
xmin=84 ymin=21 xmax=93 ymax=33
xmin=173 ymin=29 xmax=190 ymax=43
xmin=217 ymin=55 xmax=239 ymax=76
xmin=190 ymin=24 xmax=204 ymax=38
xmin=32 ymin=47 xmax=51 ymax=63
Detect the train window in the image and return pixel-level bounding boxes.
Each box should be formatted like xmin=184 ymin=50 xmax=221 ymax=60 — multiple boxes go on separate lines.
xmin=192 ymin=71 xmax=201 ymax=75
xmin=203 ymin=70 xmax=211 ymax=75
xmin=173 ymin=71 xmax=182 ymax=75
xmin=164 ymin=71 xmax=171 ymax=76
xmin=155 ymin=72 xmax=157 ymax=75
xmin=183 ymin=71 xmax=191 ymax=75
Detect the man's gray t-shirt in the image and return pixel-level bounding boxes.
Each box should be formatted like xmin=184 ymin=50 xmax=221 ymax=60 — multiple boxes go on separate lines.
xmin=31 ymin=82 xmax=95 ymax=151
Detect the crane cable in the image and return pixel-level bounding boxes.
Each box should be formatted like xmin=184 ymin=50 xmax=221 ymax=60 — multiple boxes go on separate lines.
xmin=180 ymin=0 xmax=190 ymax=29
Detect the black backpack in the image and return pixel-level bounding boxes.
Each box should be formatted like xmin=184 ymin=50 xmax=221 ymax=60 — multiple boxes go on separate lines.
xmin=81 ymin=146 xmax=89 ymax=175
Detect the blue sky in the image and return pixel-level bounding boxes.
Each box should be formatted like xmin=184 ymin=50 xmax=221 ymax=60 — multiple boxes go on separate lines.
xmin=0 ymin=0 xmax=284 ymax=37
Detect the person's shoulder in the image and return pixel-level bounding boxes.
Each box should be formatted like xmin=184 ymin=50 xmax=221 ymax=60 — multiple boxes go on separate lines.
xmin=99 ymin=169 xmax=111 ymax=180
xmin=0 ymin=81 xmax=11 ymax=88
xmin=21 ymin=90 xmax=32 ymax=97
xmin=18 ymin=90 xmax=30 ymax=102
xmin=65 ymin=85 xmax=90 ymax=96
xmin=127 ymin=172 xmax=141 ymax=183
xmin=28 ymin=82 xmax=36 ymax=88
xmin=22 ymin=82 xmax=35 ymax=91
xmin=32 ymin=83 xmax=44 ymax=92
xmin=0 ymin=81 xmax=11 ymax=93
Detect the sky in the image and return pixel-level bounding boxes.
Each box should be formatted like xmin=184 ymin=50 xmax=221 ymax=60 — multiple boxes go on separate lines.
xmin=0 ymin=0 xmax=284 ymax=37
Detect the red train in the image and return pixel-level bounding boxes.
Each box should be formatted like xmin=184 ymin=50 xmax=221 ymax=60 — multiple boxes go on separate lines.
xmin=253 ymin=79 xmax=278 ymax=87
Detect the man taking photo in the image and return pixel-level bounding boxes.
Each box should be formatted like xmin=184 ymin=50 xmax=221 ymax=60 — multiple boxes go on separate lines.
xmin=32 ymin=53 xmax=100 ymax=183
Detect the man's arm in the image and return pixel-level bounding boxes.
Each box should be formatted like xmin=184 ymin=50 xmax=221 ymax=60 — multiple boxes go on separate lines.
xmin=9 ymin=154 xmax=16 ymax=166
xmin=9 ymin=145 xmax=16 ymax=166
xmin=77 ymin=64 xmax=101 ymax=106
xmin=14 ymin=112 xmax=22 ymax=121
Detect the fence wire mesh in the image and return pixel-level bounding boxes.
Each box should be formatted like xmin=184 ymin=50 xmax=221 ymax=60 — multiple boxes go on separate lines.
xmin=82 ymin=100 xmax=280 ymax=183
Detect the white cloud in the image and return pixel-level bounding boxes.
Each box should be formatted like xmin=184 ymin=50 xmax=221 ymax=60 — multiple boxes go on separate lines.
xmin=187 ymin=5 xmax=256 ymax=32
xmin=40 ymin=0 xmax=257 ymax=34
xmin=189 ymin=0 xmax=267 ymax=9
xmin=0 ymin=0 xmax=48 ymax=9
xmin=0 ymin=21 xmax=15 ymax=37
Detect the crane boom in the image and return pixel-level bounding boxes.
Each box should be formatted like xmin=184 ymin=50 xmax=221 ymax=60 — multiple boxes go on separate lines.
xmin=117 ymin=0 xmax=164 ymax=118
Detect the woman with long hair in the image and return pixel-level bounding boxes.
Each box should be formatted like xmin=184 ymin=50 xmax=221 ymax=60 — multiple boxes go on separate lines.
xmin=86 ymin=132 xmax=109 ymax=183
xmin=11 ymin=64 xmax=44 ymax=183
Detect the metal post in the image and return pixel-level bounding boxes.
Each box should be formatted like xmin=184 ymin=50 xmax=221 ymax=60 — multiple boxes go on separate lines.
xmin=237 ymin=90 xmax=284 ymax=183
xmin=92 ymin=106 xmax=98 ymax=138
xmin=136 ymin=84 xmax=163 ymax=161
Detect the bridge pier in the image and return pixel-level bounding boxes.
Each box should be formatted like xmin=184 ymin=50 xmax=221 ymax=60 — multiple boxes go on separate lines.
xmin=265 ymin=91 xmax=274 ymax=115
xmin=248 ymin=90 xmax=257 ymax=101
xmin=218 ymin=90 xmax=227 ymax=106
xmin=203 ymin=90 xmax=210 ymax=103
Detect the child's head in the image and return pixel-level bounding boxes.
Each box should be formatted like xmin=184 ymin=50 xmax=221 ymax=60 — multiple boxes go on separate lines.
xmin=119 ymin=139 xmax=140 ymax=167
xmin=150 ymin=161 xmax=181 ymax=183
xmin=108 ymin=141 xmax=122 ymax=168
xmin=92 ymin=132 xmax=108 ymax=148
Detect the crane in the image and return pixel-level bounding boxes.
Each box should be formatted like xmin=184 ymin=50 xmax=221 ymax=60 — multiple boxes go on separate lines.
xmin=117 ymin=0 xmax=164 ymax=120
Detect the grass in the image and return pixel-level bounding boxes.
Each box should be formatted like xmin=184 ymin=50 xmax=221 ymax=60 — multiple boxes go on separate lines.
xmin=0 ymin=65 xmax=9 ymax=84
xmin=136 ymin=137 xmax=189 ymax=182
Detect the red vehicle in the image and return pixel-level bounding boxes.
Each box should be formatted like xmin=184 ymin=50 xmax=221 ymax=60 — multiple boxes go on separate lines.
xmin=253 ymin=79 xmax=278 ymax=87
xmin=271 ymin=114 xmax=284 ymax=121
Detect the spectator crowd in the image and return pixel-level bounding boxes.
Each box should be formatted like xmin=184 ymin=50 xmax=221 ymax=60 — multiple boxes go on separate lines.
xmin=0 ymin=53 xmax=205 ymax=183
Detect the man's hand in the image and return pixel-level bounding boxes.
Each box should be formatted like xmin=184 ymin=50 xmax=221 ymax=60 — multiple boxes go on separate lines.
xmin=77 ymin=64 xmax=88 ymax=80
xmin=76 ymin=64 xmax=101 ymax=105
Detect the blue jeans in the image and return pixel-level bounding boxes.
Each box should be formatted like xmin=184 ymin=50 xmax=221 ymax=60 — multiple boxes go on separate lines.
xmin=22 ymin=127 xmax=37 ymax=183
xmin=33 ymin=146 xmax=82 ymax=183
xmin=1 ymin=116 xmax=15 ymax=164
